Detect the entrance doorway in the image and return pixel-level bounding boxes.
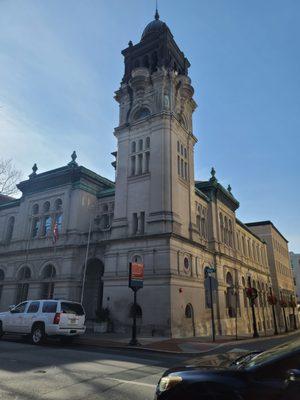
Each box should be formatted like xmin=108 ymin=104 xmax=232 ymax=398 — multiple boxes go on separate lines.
xmin=82 ymin=258 xmax=104 ymax=320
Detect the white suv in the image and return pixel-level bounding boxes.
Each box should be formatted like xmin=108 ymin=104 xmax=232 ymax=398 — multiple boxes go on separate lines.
xmin=0 ymin=299 xmax=86 ymax=344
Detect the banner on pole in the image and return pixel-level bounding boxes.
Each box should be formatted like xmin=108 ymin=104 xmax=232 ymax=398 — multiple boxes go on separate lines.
xmin=129 ymin=262 xmax=144 ymax=289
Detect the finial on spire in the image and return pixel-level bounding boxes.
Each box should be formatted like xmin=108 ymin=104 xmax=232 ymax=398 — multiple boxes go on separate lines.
xmin=68 ymin=151 xmax=78 ymax=167
xmin=29 ymin=163 xmax=38 ymax=178
xmin=155 ymin=0 xmax=160 ymax=20
xmin=210 ymin=167 xmax=217 ymax=183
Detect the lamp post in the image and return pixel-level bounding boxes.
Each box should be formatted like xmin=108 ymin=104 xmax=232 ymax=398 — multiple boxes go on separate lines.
xmin=246 ymin=282 xmax=259 ymax=338
xmin=290 ymin=295 xmax=297 ymax=330
xmin=268 ymin=287 xmax=278 ymax=335
xmin=280 ymin=293 xmax=288 ymax=333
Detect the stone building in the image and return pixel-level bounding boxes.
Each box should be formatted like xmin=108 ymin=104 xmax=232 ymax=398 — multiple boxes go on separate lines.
xmin=0 ymin=11 xmax=294 ymax=337
xmin=247 ymin=222 xmax=297 ymax=331
xmin=290 ymin=252 xmax=300 ymax=303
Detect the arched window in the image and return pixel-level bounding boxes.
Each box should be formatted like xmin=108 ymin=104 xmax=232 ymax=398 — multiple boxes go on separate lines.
xmin=219 ymin=213 xmax=224 ymax=242
xmin=17 ymin=266 xmax=31 ymax=280
xmin=6 ymin=216 xmax=15 ymax=243
xmin=242 ymin=277 xmax=248 ymax=308
xmin=131 ymin=141 xmax=136 ymax=153
xmin=228 ymin=220 xmax=233 ymax=247
xmin=43 ymin=215 xmax=52 ymax=236
xmin=138 ymin=139 xmax=143 ymax=151
xmin=43 ymin=201 xmax=50 ymax=213
xmin=224 ymin=217 xmax=228 ymax=244
xmin=133 ymin=107 xmax=151 ymax=121
xmin=54 ymin=198 xmax=62 ymax=211
xmin=42 ymin=264 xmax=56 ymax=280
xmin=185 ymin=303 xmax=193 ymax=318
xmin=132 ymin=254 xmax=142 ymax=264
xmin=145 ymin=137 xmax=150 ymax=149
xmin=32 ymin=204 xmax=39 ymax=215
xmin=196 ymin=214 xmax=201 ymax=232
xmin=226 ymin=272 xmax=236 ymax=318
xmin=41 ymin=264 xmax=56 ymax=299
xmin=16 ymin=266 xmax=31 ymax=304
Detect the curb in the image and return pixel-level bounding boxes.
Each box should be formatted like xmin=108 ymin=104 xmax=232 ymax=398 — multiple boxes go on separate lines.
xmin=75 ymin=329 xmax=300 ymax=355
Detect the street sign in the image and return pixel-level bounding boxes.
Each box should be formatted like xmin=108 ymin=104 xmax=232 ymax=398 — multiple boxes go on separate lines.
xmin=129 ymin=262 xmax=144 ymax=289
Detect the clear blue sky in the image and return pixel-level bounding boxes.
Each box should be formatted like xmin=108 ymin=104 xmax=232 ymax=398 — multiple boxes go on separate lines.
xmin=0 ymin=0 xmax=299 ymax=251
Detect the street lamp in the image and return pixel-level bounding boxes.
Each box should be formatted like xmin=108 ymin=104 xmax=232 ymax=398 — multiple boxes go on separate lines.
xmin=246 ymin=280 xmax=259 ymax=338
xmin=268 ymin=286 xmax=278 ymax=335
xmin=290 ymin=295 xmax=297 ymax=330
xmin=279 ymin=292 xmax=288 ymax=333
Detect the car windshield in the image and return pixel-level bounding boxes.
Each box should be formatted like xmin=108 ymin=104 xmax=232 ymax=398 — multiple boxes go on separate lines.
xmin=61 ymin=302 xmax=84 ymax=315
xmin=235 ymin=340 xmax=300 ymax=369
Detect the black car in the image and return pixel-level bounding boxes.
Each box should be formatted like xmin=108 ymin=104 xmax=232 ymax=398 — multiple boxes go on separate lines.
xmin=155 ymin=339 xmax=300 ymax=400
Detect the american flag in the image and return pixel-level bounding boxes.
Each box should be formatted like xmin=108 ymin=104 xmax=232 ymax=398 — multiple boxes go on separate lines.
xmin=53 ymin=222 xmax=59 ymax=244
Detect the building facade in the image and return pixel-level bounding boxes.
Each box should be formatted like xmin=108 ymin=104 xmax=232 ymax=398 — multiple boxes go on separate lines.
xmin=290 ymin=252 xmax=300 ymax=303
xmin=247 ymin=222 xmax=297 ymax=331
xmin=0 ymin=12 xmax=295 ymax=337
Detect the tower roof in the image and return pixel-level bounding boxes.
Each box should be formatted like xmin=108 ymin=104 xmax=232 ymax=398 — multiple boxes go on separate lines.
xmin=141 ymin=10 xmax=168 ymax=41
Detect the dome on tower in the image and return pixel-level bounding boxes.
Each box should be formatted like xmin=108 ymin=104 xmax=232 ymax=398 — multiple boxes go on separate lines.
xmin=141 ymin=10 xmax=168 ymax=41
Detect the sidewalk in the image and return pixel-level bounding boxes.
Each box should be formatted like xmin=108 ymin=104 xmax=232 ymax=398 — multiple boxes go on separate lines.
xmin=75 ymin=329 xmax=300 ymax=354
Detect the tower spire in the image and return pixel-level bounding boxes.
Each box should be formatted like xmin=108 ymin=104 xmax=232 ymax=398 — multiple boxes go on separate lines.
xmin=155 ymin=0 xmax=159 ymax=20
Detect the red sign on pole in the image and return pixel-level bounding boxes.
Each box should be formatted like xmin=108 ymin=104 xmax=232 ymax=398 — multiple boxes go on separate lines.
xmin=129 ymin=263 xmax=144 ymax=289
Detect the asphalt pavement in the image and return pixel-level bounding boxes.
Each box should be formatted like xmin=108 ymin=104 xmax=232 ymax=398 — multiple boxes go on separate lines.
xmin=0 ymin=331 xmax=299 ymax=399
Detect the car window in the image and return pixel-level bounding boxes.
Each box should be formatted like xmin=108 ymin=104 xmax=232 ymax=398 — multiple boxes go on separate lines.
xmin=11 ymin=302 xmax=28 ymax=313
xmin=61 ymin=302 xmax=84 ymax=315
xmin=27 ymin=301 xmax=40 ymax=313
xmin=42 ymin=301 xmax=57 ymax=313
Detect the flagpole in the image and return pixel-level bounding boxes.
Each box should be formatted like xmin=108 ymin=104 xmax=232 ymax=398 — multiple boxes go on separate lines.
xmin=81 ymin=215 xmax=93 ymax=305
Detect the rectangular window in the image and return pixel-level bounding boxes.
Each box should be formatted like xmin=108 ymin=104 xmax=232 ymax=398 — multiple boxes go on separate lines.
xmin=131 ymin=156 xmax=136 ymax=176
xmin=42 ymin=301 xmax=57 ymax=313
xmin=56 ymin=214 xmax=63 ymax=232
xmin=32 ymin=218 xmax=40 ymax=238
xmin=43 ymin=216 xmax=52 ymax=236
xmin=61 ymin=302 xmax=84 ymax=315
xmin=27 ymin=301 xmax=40 ymax=313
xmin=180 ymin=159 xmax=184 ymax=177
xmin=184 ymin=162 xmax=188 ymax=180
xmin=132 ymin=213 xmax=138 ymax=235
xmin=140 ymin=212 xmax=145 ymax=234
xmin=145 ymin=152 xmax=150 ymax=173
xmin=137 ymin=153 xmax=143 ymax=175
xmin=177 ymin=156 xmax=180 ymax=175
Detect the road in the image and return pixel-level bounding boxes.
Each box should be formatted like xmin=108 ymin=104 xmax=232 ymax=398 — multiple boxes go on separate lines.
xmin=0 ymin=332 xmax=299 ymax=400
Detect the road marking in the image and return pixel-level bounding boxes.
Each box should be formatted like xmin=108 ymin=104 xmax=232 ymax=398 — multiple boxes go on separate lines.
xmin=107 ymin=377 xmax=156 ymax=388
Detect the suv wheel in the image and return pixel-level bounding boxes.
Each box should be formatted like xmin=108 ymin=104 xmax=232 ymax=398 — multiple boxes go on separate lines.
xmin=0 ymin=322 xmax=3 ymax=338
xmin=31 ymin=324 xmax=45 ymax=345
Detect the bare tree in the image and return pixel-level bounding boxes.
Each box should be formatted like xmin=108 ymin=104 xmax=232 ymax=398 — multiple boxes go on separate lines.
xmin=0 ymin=159 xmax=22 ymax=196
